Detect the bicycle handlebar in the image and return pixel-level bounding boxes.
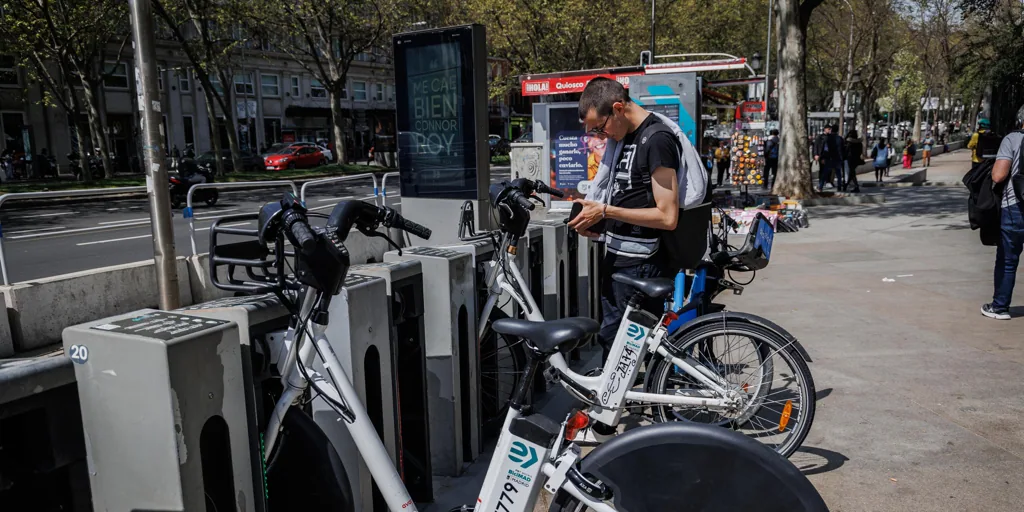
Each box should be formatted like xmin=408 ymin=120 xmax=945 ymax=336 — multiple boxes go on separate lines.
xmin=282 ymin=208 xmax=316 ymax=255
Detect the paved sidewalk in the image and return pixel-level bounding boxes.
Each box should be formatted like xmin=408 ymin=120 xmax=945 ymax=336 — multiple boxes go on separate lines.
xmin=432 ymin=180 xmax=1022 ymax=511
xmin=728 ymin=185 xmax=1023 ymax=511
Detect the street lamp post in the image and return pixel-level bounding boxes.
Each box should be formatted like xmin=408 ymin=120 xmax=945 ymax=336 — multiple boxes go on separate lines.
xmin=765 ymin=0 xmax=775 ymax=120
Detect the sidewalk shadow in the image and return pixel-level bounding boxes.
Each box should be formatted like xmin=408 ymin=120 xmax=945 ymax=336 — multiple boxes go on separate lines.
xmin=790 ymin=446 xmax=849 ymax=476
xmin=808 ymin=187 xmax=970 ymax=221
xmin=815 ymin=388 xmax=833 ymax=402
xmin=1010 ymin=306 xmax=1024 ymax=319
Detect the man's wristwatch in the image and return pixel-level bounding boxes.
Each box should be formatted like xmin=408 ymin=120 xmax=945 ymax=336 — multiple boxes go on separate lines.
xmin=601 ymin=204 xmax=607 ymax=219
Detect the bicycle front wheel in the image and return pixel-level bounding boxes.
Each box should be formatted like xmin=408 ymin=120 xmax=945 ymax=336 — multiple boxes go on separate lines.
xmin=646 ymin=319 xmax=815 ymax=458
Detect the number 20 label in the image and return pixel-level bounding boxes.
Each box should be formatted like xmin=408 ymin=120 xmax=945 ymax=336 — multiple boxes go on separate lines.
xmin=68 ymin=344 xmax=89 ymax=364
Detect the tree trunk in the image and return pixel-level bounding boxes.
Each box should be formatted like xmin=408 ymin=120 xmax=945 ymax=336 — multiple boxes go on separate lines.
xmin=773 ymin=0 xmax=814 ymax=198
xmin=203 ymin=87 xmax=226 ymax=176
xmin=912 ymin=105 xmax=923 ymax=142
xmin=76 ymin=119 xmax=93 ymax=183
xmin=82 ymin=80 xmax=114 ymax=178
xmin=330 ymin=90 xmax=349 ymax=165
xmin=222 ymin=86 xmax=244 ymax=176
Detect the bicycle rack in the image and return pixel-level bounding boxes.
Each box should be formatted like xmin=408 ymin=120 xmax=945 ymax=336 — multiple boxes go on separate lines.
xmin=299 ymin=173 xmax=380 ymax=207
xmin=186 ymin=181 xmax=299 ymax=256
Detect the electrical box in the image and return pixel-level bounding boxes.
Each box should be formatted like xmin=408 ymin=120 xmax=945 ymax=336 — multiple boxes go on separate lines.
xmin=319 ymin=274 xmax=399 ymax=512
xmin=385 ymin=247 xmax=481 ymax=473
xmin=62 ymin=309 xmax=255 ymax=512
xmin=529 ymin=218 xmax=570 ymax=320
xmin=349 ymin=260 xmax=433 ymax=502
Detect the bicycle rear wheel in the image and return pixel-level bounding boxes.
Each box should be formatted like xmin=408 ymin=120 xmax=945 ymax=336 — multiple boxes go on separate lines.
xmin=479 ymin=308 xmax=527 ymax=438
xmin=646 ymin=320 xmax=815 ymax=458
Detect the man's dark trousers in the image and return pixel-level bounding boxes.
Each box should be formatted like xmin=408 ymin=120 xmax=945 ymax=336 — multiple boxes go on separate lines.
xmin=993 ymin=202 xmax=1024 ymax=310
xmin=599 ymin=260 xmax=668 ymax=361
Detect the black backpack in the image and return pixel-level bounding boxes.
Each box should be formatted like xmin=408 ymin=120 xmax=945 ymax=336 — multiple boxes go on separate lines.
xmin=977 ymin=130 xmax=1002 ymax=160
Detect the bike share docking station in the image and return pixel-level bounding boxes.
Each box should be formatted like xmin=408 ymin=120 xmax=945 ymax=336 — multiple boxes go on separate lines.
xmin=62 ymin=310 xmax=258 ymax=512
xmin=318 ymin=272 xmax=425 ymax=512
xmin=348 ymin=260 xmax=434 ymax=503
xmin=384 ymin=247 xmax=481 ymax=474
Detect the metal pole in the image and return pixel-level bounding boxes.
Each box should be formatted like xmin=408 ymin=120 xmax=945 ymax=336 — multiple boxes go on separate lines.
xmin=650 ymin=0 xmax=656 ymax=58
xmin=129 ymin=0 xmax=180 ymax=310
xmin=764 ymin=0 xmax=774 ymax=113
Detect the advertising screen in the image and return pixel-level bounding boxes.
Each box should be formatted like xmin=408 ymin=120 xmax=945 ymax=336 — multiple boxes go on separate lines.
xmin=394 ymin=28 xmax=478 ymax=199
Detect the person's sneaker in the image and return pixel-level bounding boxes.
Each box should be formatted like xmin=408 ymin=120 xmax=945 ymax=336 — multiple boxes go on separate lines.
xmin=981 ymin=303 xmax=1011 ymax=320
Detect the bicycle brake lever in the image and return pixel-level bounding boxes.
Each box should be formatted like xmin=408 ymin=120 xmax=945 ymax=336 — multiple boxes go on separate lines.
xmin=359 ymin=226 xmax=403 ymax=256
xmin=529 ymin=194 xmax=546 ymax=207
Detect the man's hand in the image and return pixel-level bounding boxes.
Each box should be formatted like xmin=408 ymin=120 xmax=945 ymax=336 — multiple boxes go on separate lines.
xmin=567 ymin=198 xmax=605 ymax=233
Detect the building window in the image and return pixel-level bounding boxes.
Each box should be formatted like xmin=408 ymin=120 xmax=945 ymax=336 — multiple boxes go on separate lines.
xmin=178 ymin=70 xmax=190 ymax=92
xmin=0 ymin=55 xmax=18 ymax=86
xmin=311 ymin=78 xmax=327 ymax=98
xmin=104 ymin=62 xmax=129 ymax=89
xmin=261 ymin=74 xmax=280 ymax=97
xmin=209 ymin=74 xmax=223 ymax=94
xmin=183 ymin=115 xmax=195 ymax=147
xmin=374 ymin=83 xmax=384 ymax=101
xmin=234 ymin=73 xmax=254 ymax=95
xmin=158 ymin=68 xmax=164 ymax=91
xmin=356 ymin=52 xmax=371 ymax=62
xmin=353 ymin=81 xmax=367 ymax=101
xmin=290 ymin=76 xmax=300 ymax=97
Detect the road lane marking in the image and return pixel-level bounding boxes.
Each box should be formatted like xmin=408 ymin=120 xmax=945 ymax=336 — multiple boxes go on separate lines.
xmin=317 ymin=196 xmax=354 ymax=202
xmin=99 ymin=217 xmax=150 ymax=225
xmin=193 ymin=208 xmax=240 ymax=220
xmin=393 ymin=201 xmax=401 ymax=205
xmin=309 ymin=204 xmax=337 ymax=211
xmin=7 ymin=226 xmax=67 ymax=235
xmin=8 ymin=222 xmax=151 ymax=240
xmin=15 ymin=212 xmax=73 ymax=218
xmin=76 ymin=234 xmax=153 ymax=246
xmin=195 ymin=220 xmax=251 ymax=230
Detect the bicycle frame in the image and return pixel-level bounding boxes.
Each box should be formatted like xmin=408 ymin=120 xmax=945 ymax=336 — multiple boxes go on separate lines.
xmin=263 ymin=286 xmax=615 ymax=512
xmin=477 ymin=236 xmax=738 ymax=428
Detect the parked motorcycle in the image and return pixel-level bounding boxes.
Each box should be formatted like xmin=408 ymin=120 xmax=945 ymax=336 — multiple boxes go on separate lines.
xmin=67 ymin=152 xmax=104 ymax=181
xmin=169 ymin=158 xmax=218 ymax=208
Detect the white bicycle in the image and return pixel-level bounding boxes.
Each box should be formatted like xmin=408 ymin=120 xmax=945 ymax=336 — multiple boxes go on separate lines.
xmin=209 ymin=194 xmax=827 ymax=511
xmin=463 ymin=179 xmax=816 ymax=458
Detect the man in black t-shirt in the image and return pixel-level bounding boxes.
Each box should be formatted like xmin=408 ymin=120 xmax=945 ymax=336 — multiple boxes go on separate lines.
xmin=568 ymin=77 xmax=681 ymax=362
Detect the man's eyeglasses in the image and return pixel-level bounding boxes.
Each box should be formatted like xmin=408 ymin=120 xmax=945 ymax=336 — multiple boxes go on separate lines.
xmin=586 ymin=115 xmax=611 ymax=136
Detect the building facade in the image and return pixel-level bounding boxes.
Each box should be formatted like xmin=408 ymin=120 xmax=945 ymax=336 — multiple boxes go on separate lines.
xmin=0 ymin=42 xmax=396 ymax=172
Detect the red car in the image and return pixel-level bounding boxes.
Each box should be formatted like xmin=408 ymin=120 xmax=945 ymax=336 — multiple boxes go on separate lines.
xmin=264 ymin=145 xmax=326 ymax=171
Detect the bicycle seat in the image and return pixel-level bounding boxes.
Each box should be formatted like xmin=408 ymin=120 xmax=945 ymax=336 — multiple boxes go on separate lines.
xmin=612 ymin=273 xmax=675 ymax=299
xmin=491 ymin=317 xmax=599 ymax=356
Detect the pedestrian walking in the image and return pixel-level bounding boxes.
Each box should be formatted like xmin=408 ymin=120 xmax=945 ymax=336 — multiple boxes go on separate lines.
xmin=813 ymin=124 xmax=844 ymax=191
xmin=967 ymin=118 xmax=1002 ymax=170
xmin=844 ymin=129 xmax=864 ymax=193
xmin=981 ymin=111 xmax=1024 ymax=320
xmin=872 ymin=138 xmax=890 ymax=182
xmin=922 ymin=132 xmax=935 ymax=167
xmin=902 ymin=138 xmax=916 ymax=169
xmin=714 ymin=140 xmax=731 ymax=187
xmin=764 ymin=128 xmax=780 ymax=189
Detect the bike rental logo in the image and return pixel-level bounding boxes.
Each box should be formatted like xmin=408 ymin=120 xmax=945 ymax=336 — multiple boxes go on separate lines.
xmin=508 ymin=441 xmax=538 ymax=469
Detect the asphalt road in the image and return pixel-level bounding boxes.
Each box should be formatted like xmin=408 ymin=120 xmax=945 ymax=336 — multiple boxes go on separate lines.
xmin=1 ymin=167 xmax=512 ymax=282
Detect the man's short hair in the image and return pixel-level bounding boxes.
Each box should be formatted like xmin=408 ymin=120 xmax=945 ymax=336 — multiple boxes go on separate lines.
xmin=770 ymin=129 xmax=779 ymax=135
xmin=578 ymin=77 xmax=630 ymax=120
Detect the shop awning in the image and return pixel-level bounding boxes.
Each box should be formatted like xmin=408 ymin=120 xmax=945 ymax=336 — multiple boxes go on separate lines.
xmin=285 ymin=106 xmax=333 ymax=118
xmin=519 ymin=66 xmax=644 ymax=97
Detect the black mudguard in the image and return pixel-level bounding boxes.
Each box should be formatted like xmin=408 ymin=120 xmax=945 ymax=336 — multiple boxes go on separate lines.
xmin=266 ymin=408 xmax=354 ymax=511
xmin=576 ymin=422 xmax=828 ymax=512
xmin=677 ymin=310 xmax=813 ymax=363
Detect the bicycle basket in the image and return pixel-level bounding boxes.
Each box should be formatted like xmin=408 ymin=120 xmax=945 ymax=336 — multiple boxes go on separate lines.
xmin=208 ymin=213 xmax=290 ymax=294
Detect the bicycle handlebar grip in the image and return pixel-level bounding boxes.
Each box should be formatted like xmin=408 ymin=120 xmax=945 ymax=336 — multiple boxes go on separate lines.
xmin=394 ymin=215 xmax=432 ymax=240
xmin=514 ymin=192 xmax=536 ymax=211
xmin=534 ymin=179 xmax=564 ymax=198
xmin=283 ymin=210 xmax=317 ymax=255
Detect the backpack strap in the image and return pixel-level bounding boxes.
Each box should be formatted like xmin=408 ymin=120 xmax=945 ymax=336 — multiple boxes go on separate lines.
xmin=637 ymin=123 xmax=682 ymax=206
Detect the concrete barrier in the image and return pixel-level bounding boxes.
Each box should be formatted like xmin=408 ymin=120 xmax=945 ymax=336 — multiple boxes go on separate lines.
xmin=1 ymin=258 xmax=192 ymax=352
